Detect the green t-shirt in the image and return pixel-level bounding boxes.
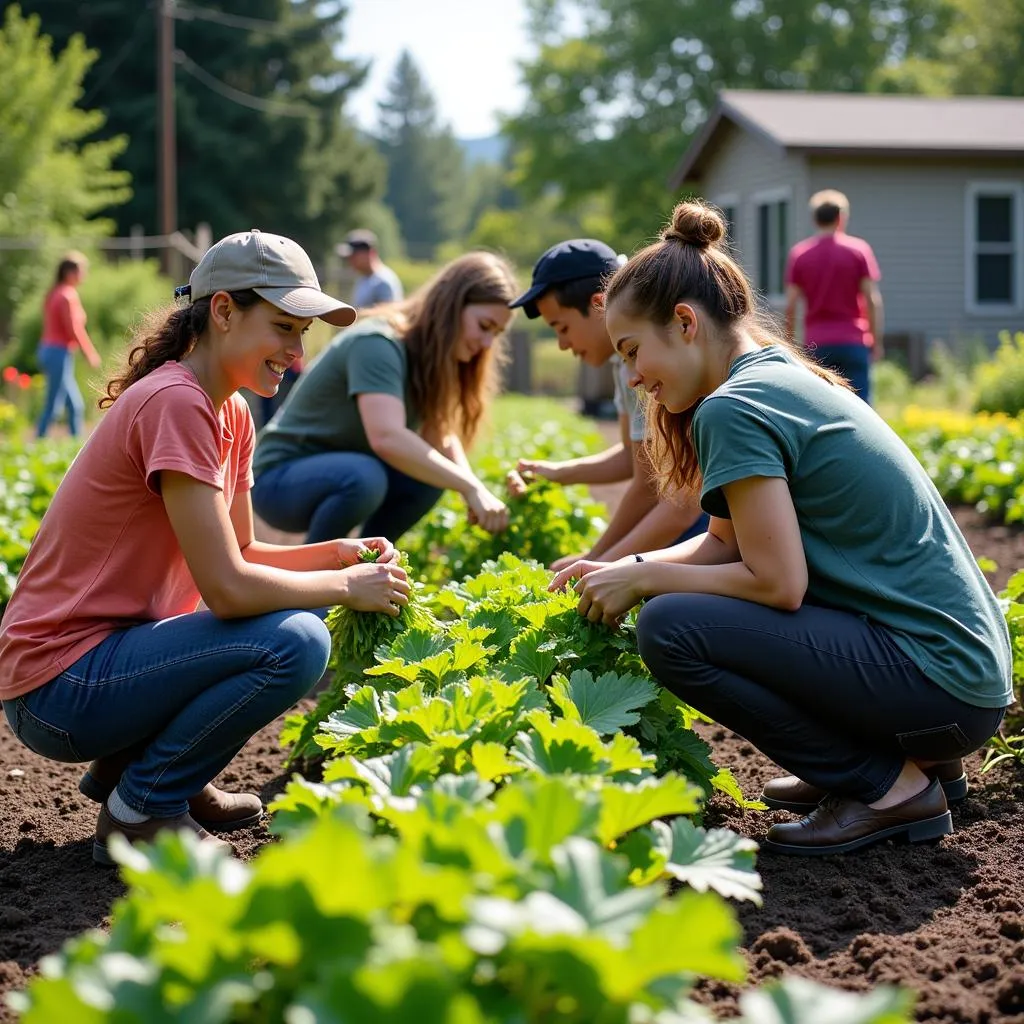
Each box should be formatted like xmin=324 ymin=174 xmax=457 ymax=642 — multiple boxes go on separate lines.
xmin=253 ymin=321 xmax=415 ymax=476
xmin=692 ymin=346 xmax=1012 ymax=709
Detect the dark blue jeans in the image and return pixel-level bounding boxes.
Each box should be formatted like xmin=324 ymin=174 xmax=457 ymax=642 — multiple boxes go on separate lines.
xmin=36 ymin=343 xmax=84 ymax=437
xmin=252 ymin=453 xmax=443 ymax=543
xmin=2 ymin=609 xmax=329 ymax=817
xmin=636 ymin=594 xmax=1004 ymax=803
xmin=806 ymin=342 xmax=871 ymax=403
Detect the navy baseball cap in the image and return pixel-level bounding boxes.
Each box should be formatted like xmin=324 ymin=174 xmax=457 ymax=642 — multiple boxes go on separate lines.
xmin=509 ymin=238 xmax=625 ymax=319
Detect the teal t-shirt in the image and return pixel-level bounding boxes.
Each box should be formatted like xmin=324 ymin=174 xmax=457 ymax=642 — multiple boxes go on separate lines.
xmin=253 ymin=320 xmax=415 ymax=476
xmin=691 ymin=346 xmax=1012 ymax=709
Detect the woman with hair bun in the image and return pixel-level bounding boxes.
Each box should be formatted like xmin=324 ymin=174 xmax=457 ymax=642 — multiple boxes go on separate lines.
xmin=551 ymin=201 xmax=1011 ymax=856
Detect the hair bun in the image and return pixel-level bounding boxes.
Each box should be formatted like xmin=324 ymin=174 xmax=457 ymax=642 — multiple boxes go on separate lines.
xmin=662 ymin=201 xmax=725 ymax=249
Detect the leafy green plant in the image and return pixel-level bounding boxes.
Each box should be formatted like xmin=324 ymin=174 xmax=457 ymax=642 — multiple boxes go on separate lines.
xmin=400 ymin=417 xmax=608 ymax=586
xmin=974 ymin=330 xmax=1024 ymax=417
xmin=0 ymin=436 xmax=81 ymax=611
xmin=983 ymin=568 xmax=1024 ymax=773
xmin=9 ymin=813 xmax=911 ymax=1023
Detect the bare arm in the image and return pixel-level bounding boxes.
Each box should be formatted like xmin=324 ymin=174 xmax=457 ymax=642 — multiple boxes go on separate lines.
xmin=161 ymin=472 xmax=410 ymax=618
xmin=861 ymin=277 xmax=884 ymax=359
xmin=555 ymin=477 xmax=807 ymax=625
xmin=596 ymin=493 xmax=704 ymax=562
xmin=59 ymin=291 xmax=101 ymax=368
xmin=785 ymin=284 xmax=802 ymax=343
xmin=229 ymin=491 xmax=397 ymax=570
xmin=359 ymin=392 xmax=507 ymax=533
xmin=520 ymin=410 xmax=634 ymax=485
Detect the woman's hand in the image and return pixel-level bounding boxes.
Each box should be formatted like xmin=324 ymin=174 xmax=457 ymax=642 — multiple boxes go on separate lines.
xmin=505 ymin=469 xmax=529 ymax=498
xmin=517 ymin=458 xmax=566 ymax=483
xmin=548 ymin=559 xmax=609 ymax=592
xmin=337 ymin=536 xmax=399 ymax=566
xmin=465 ymin=484 xmax=509 ymax=534
xmin=571 ymin=562 xmax=648 ymax=627
xmin=340 ymin=562 xmax=410 ymax=616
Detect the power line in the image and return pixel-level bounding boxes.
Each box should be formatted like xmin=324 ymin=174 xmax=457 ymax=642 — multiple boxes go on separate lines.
xmin=171 ymin=3 xmax=290 ymax=33
xmin=81 ymin=4 xmax=155 ymax=106
xmin=174 ymin=50 xmax=316 ymax=117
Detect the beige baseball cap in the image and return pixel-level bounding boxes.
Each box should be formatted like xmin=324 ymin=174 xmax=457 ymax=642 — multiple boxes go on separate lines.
xmin=184 ymin=229 xmax=357 ymax=328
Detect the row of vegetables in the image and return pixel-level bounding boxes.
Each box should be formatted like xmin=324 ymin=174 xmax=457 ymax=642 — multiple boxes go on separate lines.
xmin=6 ymin=396 xmax=1022 ymax=1021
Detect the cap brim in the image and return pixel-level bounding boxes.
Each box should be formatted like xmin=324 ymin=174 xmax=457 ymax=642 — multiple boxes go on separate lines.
xmin=254 ymin=286 xmax=357 ymax=328
xmin=507 ymin=282 xmax=546 ymax=319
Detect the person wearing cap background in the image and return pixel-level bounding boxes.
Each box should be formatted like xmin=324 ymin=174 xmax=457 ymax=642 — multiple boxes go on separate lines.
xmin=509 ymin=239 xmax=708 ymax=571
xmin=337 ymin=228 xmax=404 ymax=309
xmin=0 ymin=229 xmax=412 ymax=865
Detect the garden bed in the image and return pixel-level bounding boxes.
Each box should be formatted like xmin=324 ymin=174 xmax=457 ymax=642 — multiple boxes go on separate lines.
xmin=0 ymin=506 xmax=1022 ymax=1022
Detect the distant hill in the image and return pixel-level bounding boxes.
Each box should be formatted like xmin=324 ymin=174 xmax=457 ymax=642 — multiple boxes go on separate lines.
xmin=458 ymin=134 xmax=507 ymax=166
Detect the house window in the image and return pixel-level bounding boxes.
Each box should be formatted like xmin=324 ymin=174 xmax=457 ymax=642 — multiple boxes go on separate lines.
xmin=753 ymin=190 xmax=789 ymax=298
xmin=967 ymin=183 xmax=1022 ymax=312
xmin=711 ymin=193 xmax=738 ymax=250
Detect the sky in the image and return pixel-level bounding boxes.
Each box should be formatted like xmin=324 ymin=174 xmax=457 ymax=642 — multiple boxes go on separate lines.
xmin=343 ymin=0 xmax=533 ymax=139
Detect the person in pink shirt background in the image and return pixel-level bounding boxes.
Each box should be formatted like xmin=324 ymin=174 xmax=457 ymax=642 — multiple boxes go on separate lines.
xmin=0 ymin=230 xmax=412 ymax=865
xmin=36 ymin=252 xmax=103 ymax=438
xmin=784 ymin=190 xmax=884 ymax=404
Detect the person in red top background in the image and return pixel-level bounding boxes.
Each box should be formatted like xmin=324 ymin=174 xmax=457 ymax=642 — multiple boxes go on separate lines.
xmin=36 ymin=251 xmax=103 ymax=438
xmin=785 ymin=190 xmax=884 ymax=404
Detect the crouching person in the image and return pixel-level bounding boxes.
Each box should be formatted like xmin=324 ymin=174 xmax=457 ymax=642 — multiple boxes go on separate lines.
xmin=552 ymin=203 xmax=1011 ymax=856
xmin=0 ymin=231 xmax=410 ymax=864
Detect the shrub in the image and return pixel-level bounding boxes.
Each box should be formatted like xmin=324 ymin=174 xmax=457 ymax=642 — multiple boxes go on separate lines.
xmin=973 ymin=331 xmax=1024 ymax=416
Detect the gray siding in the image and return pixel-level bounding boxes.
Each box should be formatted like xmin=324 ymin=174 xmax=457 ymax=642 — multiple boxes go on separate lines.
xmin=806 ymin=158 xmax=1024 ymax=350
xmin=689 ymin=123 xmax=809 ymax=303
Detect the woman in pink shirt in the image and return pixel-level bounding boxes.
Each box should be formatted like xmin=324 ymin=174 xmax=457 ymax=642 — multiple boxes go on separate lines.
xmin=0 ymin=230 xmax=411 ymax=864
xmin=36 ymin=252 xmax=103 ymax=438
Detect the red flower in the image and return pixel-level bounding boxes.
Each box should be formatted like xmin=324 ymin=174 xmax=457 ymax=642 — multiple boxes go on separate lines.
xmin=2 ymin=366 xmax=17 ymax=383
xmin=17 ymin=374 xmax=31 ymax=390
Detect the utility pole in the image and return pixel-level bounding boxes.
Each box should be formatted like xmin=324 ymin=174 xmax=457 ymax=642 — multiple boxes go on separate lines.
xmin=157 ymin=0 xmax=177 ymax=275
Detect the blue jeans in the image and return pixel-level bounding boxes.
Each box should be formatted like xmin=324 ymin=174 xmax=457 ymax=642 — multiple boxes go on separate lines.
xmin=1 ymin=609 xmax=329 ymax=817
xmin=636 ymin=595 xmax=1004 ymax=804
xmin=36 ymin=342 xmax=85 ymax=437
xmin=252 ymin=453 xmax=443 ymax=543
xmin=806 ymin=342 xmax=871 ymax=403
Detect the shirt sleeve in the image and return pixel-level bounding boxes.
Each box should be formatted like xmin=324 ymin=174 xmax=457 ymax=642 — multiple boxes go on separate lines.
xmin=860 ymin=242 xmax=882 ymax=282
xmin=346 ymin=333 xmax=407 ymax=399
xmin=692 ymin=396 xmax=794 ymax=518
xmin=126 ymin=384 xmax=226 ymax=495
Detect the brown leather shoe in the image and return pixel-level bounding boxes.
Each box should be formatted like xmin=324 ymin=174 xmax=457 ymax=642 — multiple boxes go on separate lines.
xmin=93 ymin=804 xmax=235 ymax=866
xmin=187 ymin=785 xmax=263 ymax=832
xmin=761 ymin=758 xmax=968 ymax=813
xmin=762 ymin=778 xmax=952 ymax=856
xmin=80 ymin=758 xmax=263 ymax=832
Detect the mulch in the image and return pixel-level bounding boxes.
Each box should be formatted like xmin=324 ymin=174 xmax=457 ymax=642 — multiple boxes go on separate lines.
xmin=1 ymin=506 xmax=1022 ymax=1022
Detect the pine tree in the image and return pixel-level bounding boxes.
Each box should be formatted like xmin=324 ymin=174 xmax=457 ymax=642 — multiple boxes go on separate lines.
xmin=15 ymin=0 xmax=383 ymax=260
xmin=376 ymin=51 xmax=469 ymax=259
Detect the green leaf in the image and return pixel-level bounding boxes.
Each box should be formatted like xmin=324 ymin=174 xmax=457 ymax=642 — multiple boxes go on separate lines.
xmin=319 ymin=685 xmax=382 ymax=740
xmin=612 ymin=890 xmax=746 ymax=997
xmin=510 ymin=715 xmax=608 ymax=775
xmin=549 ymin=669 xmax=658 ymax=735
xmin=492 ymin=777 xmax=599 ymax=862
xmin=597 ymin=775 xmax=703 ymax=845
xmin=650 ymin=818 xmax=763 ymax=905
xmin=325 ymin=744 xmax=444 ymax=798
xmin=469 ymin=741 xmax=522 ymax=782
xmin=737 ymin=977 xmax=914 ymax=1024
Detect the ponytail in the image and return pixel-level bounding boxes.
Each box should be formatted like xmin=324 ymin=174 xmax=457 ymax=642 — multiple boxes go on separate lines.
xmin=100 ymin=289 xmax=261 ymax=408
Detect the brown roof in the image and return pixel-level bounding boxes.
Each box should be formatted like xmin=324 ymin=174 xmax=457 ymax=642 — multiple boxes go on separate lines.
xmin=672 ymin=90 xmax=1024 ymax=187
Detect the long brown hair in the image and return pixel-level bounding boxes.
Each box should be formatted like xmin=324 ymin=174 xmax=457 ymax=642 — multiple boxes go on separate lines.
xmin=605 ymin=200 xmax=849 ymax=496
xmin=100 ymin=290 xmax=262 ymax=408
xmin=363 ymin=252 xmax=516 ymax=445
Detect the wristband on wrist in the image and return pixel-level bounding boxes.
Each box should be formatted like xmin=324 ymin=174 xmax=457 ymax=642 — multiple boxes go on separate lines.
xmin=633 ymin=553 xmax=644 ymax=563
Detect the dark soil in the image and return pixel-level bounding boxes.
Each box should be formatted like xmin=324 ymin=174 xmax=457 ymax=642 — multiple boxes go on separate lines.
xmin=1 ymin=506 xmax=1022 ymax=1022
